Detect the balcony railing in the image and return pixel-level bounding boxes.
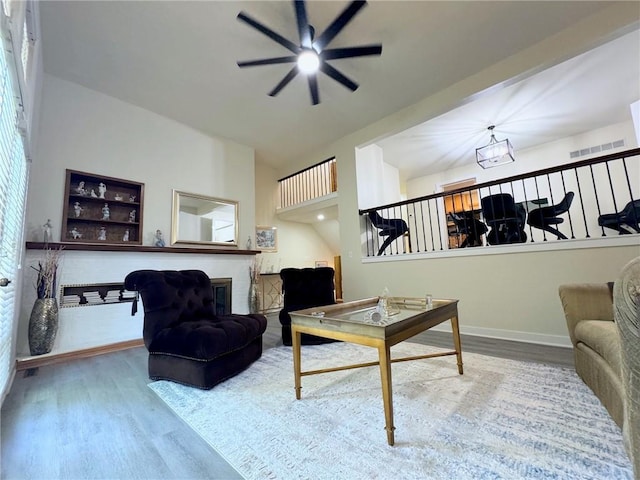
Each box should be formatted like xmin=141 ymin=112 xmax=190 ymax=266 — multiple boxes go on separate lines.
xmin=360 ymin=148 xmax=640 ymax=257
xmin=278 ymin=157 xmax=337 ymax=209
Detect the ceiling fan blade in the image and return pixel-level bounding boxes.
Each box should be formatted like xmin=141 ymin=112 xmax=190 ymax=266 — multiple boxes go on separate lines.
xmin=308 ymin=74 xmax=320 ymax=105
xmin=237 ymin=12 xmax=300 ymax=54
xmin=294 ymin=0 xmax=312 ymax=48
xmin=238 ymin=55 xmax=298 ymax=67
xmin=269 ymin=67 xmax=299 ymax=97
xmin=322 ymin=45 xmax=382 ymax=60
xmin=313 ymin=0 xmax=367 ymax=51
xmin=320 ymin=62 xmax=358 ymax=91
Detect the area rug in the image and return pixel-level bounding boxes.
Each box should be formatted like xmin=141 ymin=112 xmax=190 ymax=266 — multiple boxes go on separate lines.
xmin=149 ymin=342 xmax=633 ymax=480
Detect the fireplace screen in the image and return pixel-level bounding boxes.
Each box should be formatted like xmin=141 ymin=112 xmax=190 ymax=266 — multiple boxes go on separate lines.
xmin=211 ymin=278 xmax=232 ymax=315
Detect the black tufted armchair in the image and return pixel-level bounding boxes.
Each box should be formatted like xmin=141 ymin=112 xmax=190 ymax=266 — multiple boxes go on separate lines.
xmin=124 ymin=269 xmax=267 ymax=389
xmin=279 ymin=267 xmax=339 ymax=346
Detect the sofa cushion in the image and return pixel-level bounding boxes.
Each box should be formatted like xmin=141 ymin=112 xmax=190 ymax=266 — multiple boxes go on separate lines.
xmin=575 ymin=320 xmax=622 ymax=377
xmin=149 ymin=314 xmax=267 ymax=361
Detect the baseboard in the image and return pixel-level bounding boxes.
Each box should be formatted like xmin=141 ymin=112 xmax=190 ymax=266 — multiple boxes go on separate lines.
xmin=430 ymin=324 xmax=573 ymax=348
xmin=15 ymin=339 xmax=145 ymax=371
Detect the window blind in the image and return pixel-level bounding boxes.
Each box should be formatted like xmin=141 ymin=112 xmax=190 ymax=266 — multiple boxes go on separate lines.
xmin=0 ymin=19 xmax=29 ymax=400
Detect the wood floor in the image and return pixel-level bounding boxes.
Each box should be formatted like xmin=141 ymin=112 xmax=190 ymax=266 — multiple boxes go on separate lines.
xmin=1 ymin=314 xmax=574 ymax=480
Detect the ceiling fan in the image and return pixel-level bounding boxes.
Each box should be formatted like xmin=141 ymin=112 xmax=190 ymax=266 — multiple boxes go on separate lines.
xmin=237 ymin=0 xmax=382 ymax=105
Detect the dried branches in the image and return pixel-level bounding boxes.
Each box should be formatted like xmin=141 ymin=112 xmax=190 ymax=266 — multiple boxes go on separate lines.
xmin=31 ymin=247 xmax=63 ymax=299
xmin=249 ymin=256 xmax=263 ymax=285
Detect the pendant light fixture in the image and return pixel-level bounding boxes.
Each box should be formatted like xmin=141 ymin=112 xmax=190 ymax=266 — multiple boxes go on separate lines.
xmin=476 ymin=125 xmax=515 ymax=168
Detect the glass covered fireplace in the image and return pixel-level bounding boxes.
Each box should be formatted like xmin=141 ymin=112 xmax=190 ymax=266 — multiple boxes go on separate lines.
xmin=211 ymin=278 xmax=232 ymax=315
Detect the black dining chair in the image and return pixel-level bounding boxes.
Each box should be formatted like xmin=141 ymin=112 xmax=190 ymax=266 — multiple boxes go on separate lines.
xmin=480 ymin=194 xmax=527 ymax=245
xmin=527 ymin=192 xmax=575 ymax=239
xmin=368 ymin=211 xmax=409 ymax=256
xmin=598 ymin=199 xmax=640 ymax=234
xmin=449 ymin=211 xmax=487 ymax=247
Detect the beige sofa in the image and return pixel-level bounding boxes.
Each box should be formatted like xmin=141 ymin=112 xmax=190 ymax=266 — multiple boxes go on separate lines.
xmin=559 ymin=256 xmax=639 ymax=478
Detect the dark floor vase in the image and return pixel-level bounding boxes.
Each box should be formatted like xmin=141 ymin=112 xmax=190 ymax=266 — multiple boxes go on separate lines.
xmin=28 ymin=298 xmax=59 ymax=355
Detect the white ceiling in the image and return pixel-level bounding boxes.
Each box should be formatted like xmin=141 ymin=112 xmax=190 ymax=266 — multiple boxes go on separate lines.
xmin=376 ymin=29 xmax=640 ymax=181
xmin=38 ymin=1 xmax=635 ymax=177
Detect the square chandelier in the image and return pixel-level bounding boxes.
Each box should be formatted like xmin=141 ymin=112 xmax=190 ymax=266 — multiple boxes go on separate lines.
xmin=476 ymin=125 xmax=515 ymax=169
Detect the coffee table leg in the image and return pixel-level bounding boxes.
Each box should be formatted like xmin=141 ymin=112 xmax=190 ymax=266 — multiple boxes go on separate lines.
xmin=378 ymin=343 xmax=395 ymax=446
xmin=292 ymin=326 xmax=302 ymax=399
xmin=451 ymin=315 xmax=464 ymax=375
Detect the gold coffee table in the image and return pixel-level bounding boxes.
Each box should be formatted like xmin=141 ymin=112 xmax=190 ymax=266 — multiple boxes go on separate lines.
xmin=289 ymin=297 xmax=463 ymax=446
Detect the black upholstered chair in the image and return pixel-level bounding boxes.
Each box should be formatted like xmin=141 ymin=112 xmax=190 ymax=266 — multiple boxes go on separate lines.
xmin=598 ymin=199 xmax=640 ymax=234
xmin=368 ymin=211 xmax=409 ymax=256
xmin=124 ymin=269 xmax=267 ymax=389
xmin=279 ymin=267 xmax=338 ymax=346
xmin=449 ymin=211 xmax=487 ymax=247
xmin=481 ymin=193 xmax=527 ymax=245
xmin=527 ymin=192 xmax=575 ymax=239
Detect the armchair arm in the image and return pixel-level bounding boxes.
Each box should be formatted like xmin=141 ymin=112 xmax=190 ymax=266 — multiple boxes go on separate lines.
xmin=558 ymin=283 xmax=614 ymax=346
xmin=613 ymin=257 xmax=640 ymax=477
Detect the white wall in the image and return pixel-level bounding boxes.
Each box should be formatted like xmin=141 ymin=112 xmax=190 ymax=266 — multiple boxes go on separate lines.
xmin=254 ymin=161 xmax=336 ymax=272
xmin=406 ymin=120 xmax=638 ymax=200
xmin=26 ymin=75 xmax=256 ymax=245
xmin=631 ymin=100 xmax=640 ymax=143
xmin=356 ymin=144 xmax=401 ymax=210
xmin=275 ymin=4 xmax=640 ymax=347
xmin=20 ymin=74 xmax=258 ymax=355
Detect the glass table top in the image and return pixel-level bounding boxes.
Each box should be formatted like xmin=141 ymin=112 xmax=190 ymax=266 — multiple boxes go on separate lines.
xmin=306 ymin=298 xmax=453 ymax=327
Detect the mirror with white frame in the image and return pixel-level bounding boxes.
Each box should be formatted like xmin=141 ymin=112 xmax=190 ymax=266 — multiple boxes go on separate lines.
xmin=171 ymin=190 xmax=238 ymax=246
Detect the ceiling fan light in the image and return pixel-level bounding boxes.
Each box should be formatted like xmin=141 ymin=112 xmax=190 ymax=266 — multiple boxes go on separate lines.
xmin=297 ymin=50 xmax=320 ymax=74
xmin=476 ymin=126 xmax=515 ymax=169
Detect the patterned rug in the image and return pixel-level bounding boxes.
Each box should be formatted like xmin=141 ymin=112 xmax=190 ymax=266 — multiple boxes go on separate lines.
xmin=149 ymin=342 xmax=632 ymax=480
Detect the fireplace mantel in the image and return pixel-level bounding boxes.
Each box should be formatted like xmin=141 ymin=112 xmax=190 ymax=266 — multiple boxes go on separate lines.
xmin=20 ymin=242 xmax=256 ymax=358
xmin=26 ymin=242 xmax=260 ymax=256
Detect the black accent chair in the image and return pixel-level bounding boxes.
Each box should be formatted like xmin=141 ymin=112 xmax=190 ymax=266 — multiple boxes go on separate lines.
xmin=598 ymin=199 xmax=640 ymax=234
xmin=124 ymin=269 xmax=267 ymax=389
xmin=449 ymin=211 xmax=488 ymax=247
xmin=279 ymin=267 xmax=339 ymax=346
xmin=368 ymin=211 xmax=409 ymax=256
xmin=527 ymin=192 xmax=575 ymax=239
xmin=481 ymin=193 xmax=527 ymax=245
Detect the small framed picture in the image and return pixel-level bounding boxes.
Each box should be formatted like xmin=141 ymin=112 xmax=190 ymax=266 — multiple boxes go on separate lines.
xmin=315 ymin=261 xmax=328 ymax=268
xmin=255 ymin=226 xmax=277 ymax=251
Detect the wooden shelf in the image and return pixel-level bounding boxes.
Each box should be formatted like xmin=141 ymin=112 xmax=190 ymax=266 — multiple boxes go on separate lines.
xmin=62 ymin=169 xmax=145 ymax=245
xmin=26 ymin=242 xmax=261 ymax=255
xmin=68 ymin=218 xmax=140 ymax=226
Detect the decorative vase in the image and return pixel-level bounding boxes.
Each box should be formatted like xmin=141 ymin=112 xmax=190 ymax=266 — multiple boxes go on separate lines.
xmin=28 ymin=298 xmax=59 ymax=356
xmin=249 ymin=283 xmax=261 ymax=314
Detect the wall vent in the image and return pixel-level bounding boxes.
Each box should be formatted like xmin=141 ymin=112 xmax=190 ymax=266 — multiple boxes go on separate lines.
xmin=570 ymin=139 xmax=625 ymax=159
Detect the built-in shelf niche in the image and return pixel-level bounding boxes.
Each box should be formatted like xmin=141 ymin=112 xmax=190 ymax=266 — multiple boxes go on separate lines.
xmin=59 ymin=278 xmax=232 ymax=315
xmin=61 ymin=169 xmax=145 ymax=246
xmin=60 ymin=283 xmax=135 ymax=308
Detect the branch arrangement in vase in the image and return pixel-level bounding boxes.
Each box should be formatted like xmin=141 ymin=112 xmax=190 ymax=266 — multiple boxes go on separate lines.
xmin=249 ymin=256 xmax=263 ymax=285
xmin=31 ymin=247 xmax=63 ymax=299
